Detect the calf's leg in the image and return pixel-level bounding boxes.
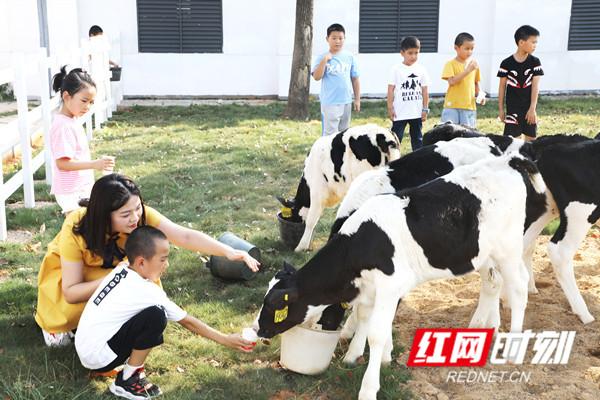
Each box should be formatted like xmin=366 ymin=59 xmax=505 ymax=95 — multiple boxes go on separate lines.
xmin=358 ymin=290 xmax=400 ymax=400
xmin=548 ymin=203 xmax=595 ymax=323
xmin=470 ymin=267 xmax=502 ymax=329
xmin=343 ymin=302 xmax=371 ymax=364
xmin=497 ymin=259 xmax=529 ymax=333
xmin=294 ymin=200 xmax=325 ymax=252
xmin=522 ymin=209 xmax=556 ymax=294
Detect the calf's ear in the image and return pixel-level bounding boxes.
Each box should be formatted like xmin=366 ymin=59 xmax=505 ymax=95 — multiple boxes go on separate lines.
xmin=282 ymin=261 xmax=297 ymax=274
xmin=276 ymin=196 xmax=294 ymax=208
xmin=275 ymin=261 xmax=297 ymax=279
xmin=267 ymin=287 xmax=299 ymax=309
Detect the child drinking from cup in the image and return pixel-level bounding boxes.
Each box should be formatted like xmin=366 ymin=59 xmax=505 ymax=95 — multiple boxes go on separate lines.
xmin=50 ymin=66 xmax=115 ymax=214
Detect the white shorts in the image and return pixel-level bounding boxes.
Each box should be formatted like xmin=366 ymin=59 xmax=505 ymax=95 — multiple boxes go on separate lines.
xmin=54 ymin=189 xmax=91 ymax=213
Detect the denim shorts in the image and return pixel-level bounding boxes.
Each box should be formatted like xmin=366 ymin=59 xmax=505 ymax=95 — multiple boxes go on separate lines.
xmin=441 ymin=108 xmax=477 ymax=128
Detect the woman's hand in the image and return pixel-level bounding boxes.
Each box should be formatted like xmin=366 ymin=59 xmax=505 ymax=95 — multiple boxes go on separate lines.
xmin=225 ymin=248 xmax=260 ymax=272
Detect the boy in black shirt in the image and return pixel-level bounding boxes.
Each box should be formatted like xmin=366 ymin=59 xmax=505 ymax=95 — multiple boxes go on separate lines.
xmin=497 ymin=25 xmax=544 ymax=141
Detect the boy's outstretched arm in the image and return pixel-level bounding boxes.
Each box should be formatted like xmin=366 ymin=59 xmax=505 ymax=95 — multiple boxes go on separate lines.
xmin=178 ymin=314 xmax=254 ymax=352
xmin=352 ymin=76 xmax=361 ymax=112
xmin=498 ymin=77 xmax=507 ymax=122
xmin=526 ymin=75 xmax=541 ymax=124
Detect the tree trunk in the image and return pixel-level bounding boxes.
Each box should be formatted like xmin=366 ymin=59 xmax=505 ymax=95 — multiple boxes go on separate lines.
xmin=284 ymin=0 xmax=313 ymax=120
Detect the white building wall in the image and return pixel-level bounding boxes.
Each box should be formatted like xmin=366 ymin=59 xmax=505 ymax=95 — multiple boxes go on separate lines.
xmin=0 ymin=0 xmax=80 ymax=95
xmin=0 ymin=0 xmax=40 ymax=68
xmin=72 ymin=0 xmax=600 ymax=97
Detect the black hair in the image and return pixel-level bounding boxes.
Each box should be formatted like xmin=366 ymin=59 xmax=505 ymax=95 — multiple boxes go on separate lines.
xmin=74 ymin=174 xmax=147 ymax=259
xmin=400 ymin=36 xmax=420 ymax=51
xmin=327 ymin=23 xmax=345 ymax=37
xmin=51 ymin=65 xmax=96 ymax=96
xmin=89 ymin=25 xmax=103 ymax=37
xmin=454 ymin=32 xmax=475 ymax=46
xmin=125 ymin=226 xmax=167 ymax=263
xmin=514 ymin=25 xmax=540 ymax=44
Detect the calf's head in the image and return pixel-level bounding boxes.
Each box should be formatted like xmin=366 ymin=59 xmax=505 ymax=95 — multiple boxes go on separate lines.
xmin=277 ymin=175 xmax=310 ymax=223
xmin=422 ymin=122 xmax=482 ymax=146
xmin=254 ymin=262 xmax=318 ymax=338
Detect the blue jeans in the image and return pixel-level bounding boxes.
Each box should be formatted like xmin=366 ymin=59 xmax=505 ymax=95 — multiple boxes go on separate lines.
xmin=391 ymin=118 xmax=423 ymax=151
xmin=441 ymin=108 xmax=477 ymax=128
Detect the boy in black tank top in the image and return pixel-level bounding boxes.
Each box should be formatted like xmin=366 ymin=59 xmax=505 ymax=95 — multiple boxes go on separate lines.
xmin=497 ymin=25 xmax=544 ymax=141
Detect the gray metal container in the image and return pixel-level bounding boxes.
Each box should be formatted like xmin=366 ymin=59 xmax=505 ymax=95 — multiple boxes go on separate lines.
xmin=206 ymin=232 xmax=261 ymax=281
xmin=277 ymin=212 xmax=305 ymax=250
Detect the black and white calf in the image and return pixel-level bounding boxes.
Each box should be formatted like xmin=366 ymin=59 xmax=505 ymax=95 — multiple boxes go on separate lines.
xmin=256 ymin=154 xmax=544 ymax=400
xmin=277 ymin=124 xmax=400 ymax=252
xmin=520 ymin=136 xmax=600 ymax=323
xmin=329 ymin=136 xmax=507 ymax=236
xmin=423 ymin=122 xmax=534 ymax=157
xmin=423 ymin=127 xmax=600 ymax=323
xmin=421 ymin=121 xmax=484 ymax=146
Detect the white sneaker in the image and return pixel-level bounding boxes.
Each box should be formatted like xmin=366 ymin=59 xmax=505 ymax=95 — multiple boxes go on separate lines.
xmin=42 ymin=329 xmax=73 ymax=347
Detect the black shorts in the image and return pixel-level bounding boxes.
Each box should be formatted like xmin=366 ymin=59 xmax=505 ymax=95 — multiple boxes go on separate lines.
xmin=503 ymin=112 xmax=537 ymax=138
xmin=94 ymin=306 xmax=168 ymax=372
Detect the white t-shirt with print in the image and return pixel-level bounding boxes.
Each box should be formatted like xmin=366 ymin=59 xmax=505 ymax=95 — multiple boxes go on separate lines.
xmin=75 ymin=264 xmax=187 ymax=369
xmin=388 ymin=62 xmax=430 ymax=121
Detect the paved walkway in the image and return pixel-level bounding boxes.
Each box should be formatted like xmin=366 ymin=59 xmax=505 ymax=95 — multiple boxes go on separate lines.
xmin=119 ymin=98 xmax=283 ymax=107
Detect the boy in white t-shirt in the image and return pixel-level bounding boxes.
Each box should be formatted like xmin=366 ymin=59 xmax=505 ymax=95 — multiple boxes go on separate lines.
xmin=387 ymin=36 xmax=430 ymax=151
xmin=75 ymin=226 xmax=254 ymax=399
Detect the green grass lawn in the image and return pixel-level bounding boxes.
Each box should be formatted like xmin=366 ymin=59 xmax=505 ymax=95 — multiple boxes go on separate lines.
xmin=1 ymin=97 xmax=599 ymax=400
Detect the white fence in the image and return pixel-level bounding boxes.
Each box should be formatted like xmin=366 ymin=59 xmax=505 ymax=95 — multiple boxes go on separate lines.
xmin=0 ymin=37 xmax=122 ymax=241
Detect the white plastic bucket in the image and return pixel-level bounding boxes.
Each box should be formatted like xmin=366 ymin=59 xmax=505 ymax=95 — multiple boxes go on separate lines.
xmin=279 ymin=325 xmax=341 ymax=375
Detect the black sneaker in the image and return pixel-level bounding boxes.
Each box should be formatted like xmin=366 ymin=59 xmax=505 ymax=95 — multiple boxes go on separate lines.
xmin=109 ymin=368 xmax=162 ymax=399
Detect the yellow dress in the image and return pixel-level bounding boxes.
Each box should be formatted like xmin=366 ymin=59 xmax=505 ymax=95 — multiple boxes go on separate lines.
xmin=34 ymin=205 xmax=163 ymax=333
xmin=441 ymin=59 xmax=481 ymax=110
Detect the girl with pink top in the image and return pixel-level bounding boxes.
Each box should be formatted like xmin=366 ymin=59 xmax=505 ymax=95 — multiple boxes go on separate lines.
xmin=50 ymin=66 xmax=115 ymax=213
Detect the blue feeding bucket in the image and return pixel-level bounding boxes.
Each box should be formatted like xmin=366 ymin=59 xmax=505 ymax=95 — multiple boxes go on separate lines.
xmin=206 ymin=232 xmax=261 ymax=281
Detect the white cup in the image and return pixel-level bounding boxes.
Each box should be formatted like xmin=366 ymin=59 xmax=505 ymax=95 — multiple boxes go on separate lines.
xmin=242 ymin=327 xmax=258 ymax=343
xmin=476 ymin=91 xmax=487 ymax=105
xmin=101 ymin=155 xmax=115 ymax=176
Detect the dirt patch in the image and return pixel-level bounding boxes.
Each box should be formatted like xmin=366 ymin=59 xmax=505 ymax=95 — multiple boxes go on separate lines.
xmin=0 ymin=269 xmax=9 ymax=283
xmin=6 ymin=200 xmax=55 ymax=210
xmin=5 ymin=229 xmax=33 ymax=244
xmin=393 ymin=234 xmax=600 ymax=399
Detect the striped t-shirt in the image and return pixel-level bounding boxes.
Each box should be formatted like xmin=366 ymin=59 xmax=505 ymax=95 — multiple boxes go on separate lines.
xmin=49 ymin=113 xmax=94 ymax=195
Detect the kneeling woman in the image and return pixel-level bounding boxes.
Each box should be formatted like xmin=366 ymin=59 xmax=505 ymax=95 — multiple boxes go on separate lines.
xmin=35 ymin=174 xmax=259 ymax=346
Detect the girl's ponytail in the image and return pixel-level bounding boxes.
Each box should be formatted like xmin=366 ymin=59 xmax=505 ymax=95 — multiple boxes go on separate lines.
xmin=51 ymin=65 xmax=68 ymax=93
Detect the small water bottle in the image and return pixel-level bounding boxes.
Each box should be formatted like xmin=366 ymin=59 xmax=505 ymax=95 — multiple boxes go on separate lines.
xmin=476 ymin=91 xmax=487 ymax=105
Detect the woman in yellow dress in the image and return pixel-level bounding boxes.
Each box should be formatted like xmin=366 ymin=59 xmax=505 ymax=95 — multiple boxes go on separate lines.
xmin=36 ymin=174 xmax=260 ymax=346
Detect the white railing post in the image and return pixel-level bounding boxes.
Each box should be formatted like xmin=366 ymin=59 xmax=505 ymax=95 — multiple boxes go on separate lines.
xmin=103 ymin=47 xmax=112 ymax=119
xmin=0 ymin=157 xmax=7 ymax=241
xmin=110 ymin=33 xmax=122 ymax=110
xmin=13 ymin=53 xmax=35 ymax=208
xmin=80 ymin=39 xmax=90 ymax=72
xmin=1 ymin=66 xmax=15 ymax=240
xmin=85 ymin=114 xmax=93 ymax=141
xmin=39 ymin=47 xmax=53 ymax=185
